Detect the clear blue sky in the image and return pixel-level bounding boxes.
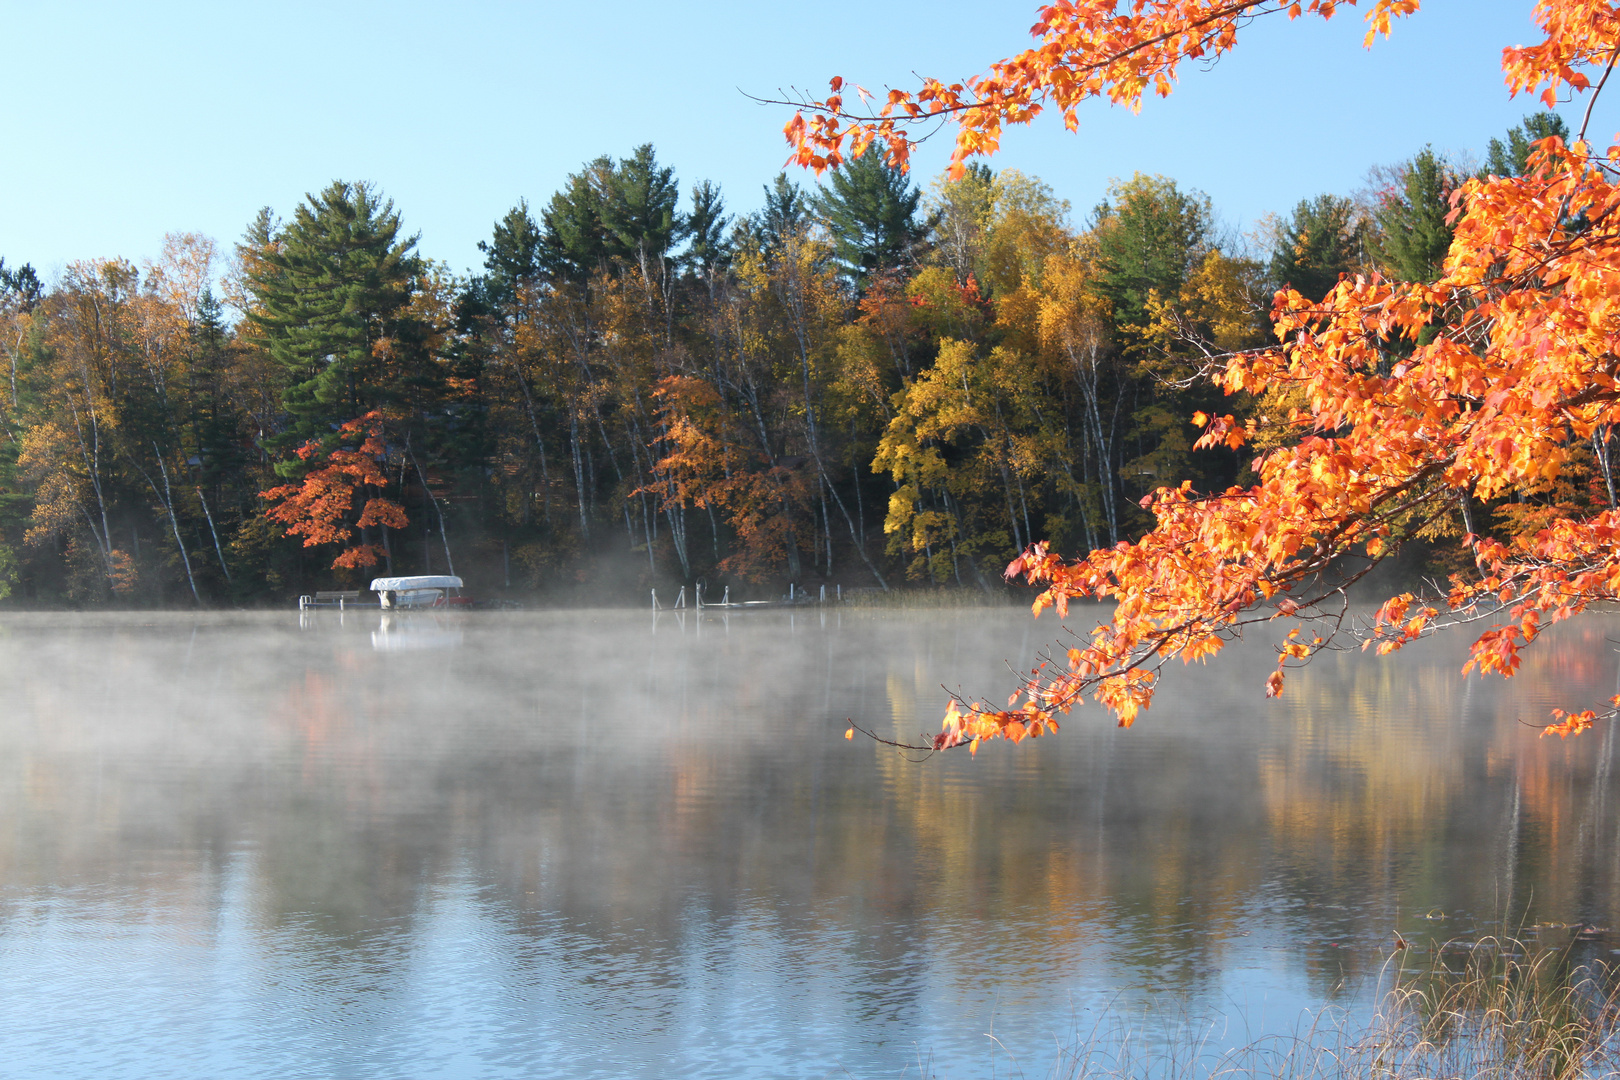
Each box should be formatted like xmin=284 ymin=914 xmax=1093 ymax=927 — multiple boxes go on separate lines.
xmin=0 ymin=1 xmax=1591 ymax=281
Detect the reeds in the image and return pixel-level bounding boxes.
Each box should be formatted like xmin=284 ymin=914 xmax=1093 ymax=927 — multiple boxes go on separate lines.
xmin=1350 ymin=936 xmax=1620 ymax=1080
xmin=911 ymin=938 xmax=1620 ymax=1080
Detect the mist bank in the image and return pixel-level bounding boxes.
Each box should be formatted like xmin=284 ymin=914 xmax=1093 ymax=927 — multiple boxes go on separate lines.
xmin=0 ymin=609 xmax=1615 ymax=1074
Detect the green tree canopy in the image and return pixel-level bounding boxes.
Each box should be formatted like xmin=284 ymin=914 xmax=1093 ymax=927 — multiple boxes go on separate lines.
xmin=1270 ymin=194 xmax=1365 ymax=302
xmin=740 ymin=173 xmax=811 ymax=256
xmin=478 ymin=200 xmax=543 ymax=311
xmin=540 ymin=157 xmax=614 ymax=283
xmin=539 ymin=146 xmax=684 ymax=283
xmin=1373 ymin=148 xmax=1458 ymax=284
xmin=1484 ymin=111 xmax=1570 ymax=177
xmin=682 ymin=180 xmax=731 ymax=277
xmin=602 ymin=143 xmax=682 ymax=272
xmin=0 ymin=260 xmax=42 ymax=313
xmin=1091 ymin=173 xmax=1214 ymax=332
xmin=245 ymin=181 xmax=422 ymax=456
xmin=762 ymin=173 xmax=807 ymax=236
xmin=809 ymin=153 xmax=933 ymax=287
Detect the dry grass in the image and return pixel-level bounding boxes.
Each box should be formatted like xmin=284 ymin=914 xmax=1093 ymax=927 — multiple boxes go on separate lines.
xmin=1351 ymin=937 xmax=1620 ymax=1080
xmin=909 ymin=939 xmax=1620 ymax=1080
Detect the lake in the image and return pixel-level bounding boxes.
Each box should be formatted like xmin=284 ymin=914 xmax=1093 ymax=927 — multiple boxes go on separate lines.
xmin=0 ymin=605 xmax=1614 ymax=1078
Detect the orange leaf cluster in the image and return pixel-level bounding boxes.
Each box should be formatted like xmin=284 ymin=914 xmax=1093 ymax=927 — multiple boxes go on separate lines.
xmin=1501 ymin=1 xmax=1620 ymax=108
xmin=261 ymin=411 xmax=408 ymax=570
xmin=935 ymin=696 xmax=1060 ymax=754
xmin=1542 ymin=709 xmax=1597 ymax=738
xmin=899 ymin=1 xmax=1620 ymax=747
xmin=642 ymin=376 xmax=818 ymax=582
xmin=784 ymin=1 xmax=1418 ymax=178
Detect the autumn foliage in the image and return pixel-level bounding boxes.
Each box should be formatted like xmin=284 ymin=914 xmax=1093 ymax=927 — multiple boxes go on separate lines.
xmin=783 ymin=1 xmax=1620 ymax=750
xmin=646 ymin=374 xmax=818 ymax=581
xmin=783 ymin=0 xmax=1421 ymax=179
xmin=261 ymin=412 xmax=408 ymax=569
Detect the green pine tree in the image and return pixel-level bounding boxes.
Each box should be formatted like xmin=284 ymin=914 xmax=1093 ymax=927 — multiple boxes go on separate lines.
xmin=539 ymin=146 xmax=684 ymax=283
xmin=1270 ymin=194 xmax=1364 ymax=302
xmin=188 ymin=289 xmax=253 ymax=495
xmin=0 ymin=259 xmax=42 ymax=312
xmin=1092 ymin=173 xmax=1214 ymax=331
xmin=758 ymin=173 xmax=808 ymax=245
xmin=540 ymin=157 xmax=614 ymax=283
xmin=1374 ymin=148 xmax=1456 ymax=284
xmin=245 ymin=181 xmax=422 ymax=462
xmin=1484 ymin=111 xmax=1570 ymax=177
xmin=478 ymin=200 xmax=543 ymax=310
xmin=602 ymin=143 xmax=682 ymax=272
xmin=809 ymin=153 xmax=932 ymax=287
xmin=682 ymin=180 xmax=731 ymax=277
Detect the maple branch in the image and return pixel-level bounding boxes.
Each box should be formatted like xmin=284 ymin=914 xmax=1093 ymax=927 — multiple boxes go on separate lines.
xmin=766 ymin=1 xmax=1289 ymax=126
xmin=1578 ymin=43 xmax=1620 ymax=145
xmin=770 ymin=0 xmax=1411 ymax=175
xmin=959 ymin=455 xmax=1466 ymax=729
xmin=844 ymin=717 xmax=938 ymax=757
xmin=989 ymin=545 xmax=1376 ymax=713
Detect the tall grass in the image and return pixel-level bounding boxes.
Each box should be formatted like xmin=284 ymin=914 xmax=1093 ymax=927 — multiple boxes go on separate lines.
xmin=911 ymin=938 xmax=1620 ymax=1080
xmin=1354 ymin=937 xmax=1620 ymax=1080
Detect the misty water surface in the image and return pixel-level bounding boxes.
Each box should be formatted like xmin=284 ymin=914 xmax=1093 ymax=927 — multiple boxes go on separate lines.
xmin=0 ymin=606 xmax=1616 ymax=1078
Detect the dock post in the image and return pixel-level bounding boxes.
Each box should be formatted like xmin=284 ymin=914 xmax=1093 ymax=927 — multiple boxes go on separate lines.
xmin=722 ymin=586 xmax=729 ymax=606
xmin=837 ymin=584 xmax=842 ymax=602
xmin=696 ymin=583 xmax=703 ymax=610
xmin=819 ymin=584 xmax=825 ymax=603
xmin=789 ymin=583 xmax=795 ymax=602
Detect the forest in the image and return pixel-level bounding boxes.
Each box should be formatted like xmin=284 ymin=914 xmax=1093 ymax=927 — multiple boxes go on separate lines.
xmin=0 ymin=113 xmax=1570 ymax=606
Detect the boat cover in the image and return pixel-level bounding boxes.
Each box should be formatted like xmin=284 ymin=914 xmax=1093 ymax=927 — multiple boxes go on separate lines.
xmin=369 ymin=575 xmax=463 ymax=591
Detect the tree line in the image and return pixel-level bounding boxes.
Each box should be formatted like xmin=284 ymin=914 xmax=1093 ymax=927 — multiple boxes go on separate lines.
xmin=0 ymin=115 xmax=1565 ymax=605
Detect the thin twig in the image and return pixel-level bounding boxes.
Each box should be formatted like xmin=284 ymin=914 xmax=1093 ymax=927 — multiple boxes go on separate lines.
xmin=844 ymin=717 xmax=937 ymax=757
xmin=1579 ymin=44 xmax=1620 ymax=145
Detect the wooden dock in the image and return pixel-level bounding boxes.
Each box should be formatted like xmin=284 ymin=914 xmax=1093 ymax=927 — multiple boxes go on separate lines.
xmin=651 ymin=583 xmax=842 ymax=612
xmin=298 ymin=590 xmax=379 ymax=610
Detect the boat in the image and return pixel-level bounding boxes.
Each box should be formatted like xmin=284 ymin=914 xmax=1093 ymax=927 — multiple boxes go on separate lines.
xmin=369 ymin=575 xmax=466 ymax=610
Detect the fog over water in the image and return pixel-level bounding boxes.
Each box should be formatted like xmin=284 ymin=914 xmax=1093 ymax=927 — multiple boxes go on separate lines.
xmin=0 ymin=607 xmax=1616 ymax=1077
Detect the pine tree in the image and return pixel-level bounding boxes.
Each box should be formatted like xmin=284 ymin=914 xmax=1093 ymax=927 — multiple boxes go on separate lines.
xmin=1375 ymin=148 xmax=1457 ymax=284
xmin=808 ymin=154 xmax=932 ymax=286
xmin=540 ymin=157 xmax=613 ymax=283
xmin=682 ymin=180 xmax=731 ymax=276
xmin=245 ymin=181 xmax=422 ymax=460
xmin=479 ymin=200 xmax=543 ymax=310
xmin=539 ymin=148 xmax=686 ymax=284
xmin=601 ymin=143 xmax=683 ymax=275
xmin=0 ymin=260 xmax=42 ymax=313
xmin=1092 ymin=173 xmax=1214 ymax=330
xmin=1484 ymin=111 xmax=1570 ymax=177
xmin=1270 ymin=194 xmax=1365 ymax=301
xmin=758 ymin=173 xmax=808 ymax=245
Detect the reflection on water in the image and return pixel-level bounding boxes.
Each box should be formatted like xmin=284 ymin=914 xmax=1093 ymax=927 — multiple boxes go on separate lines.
xmin=0 ymin=608 xmax=1615 ymax=1077
xmin=371 ymin=612 xmax=466 ymax=652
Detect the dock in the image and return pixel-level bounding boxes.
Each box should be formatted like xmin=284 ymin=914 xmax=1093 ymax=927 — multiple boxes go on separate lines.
xmin=651 ymin=583 xmax=842 ymax=612
xmin=298 ymin=590 xmax=379 ymax=611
